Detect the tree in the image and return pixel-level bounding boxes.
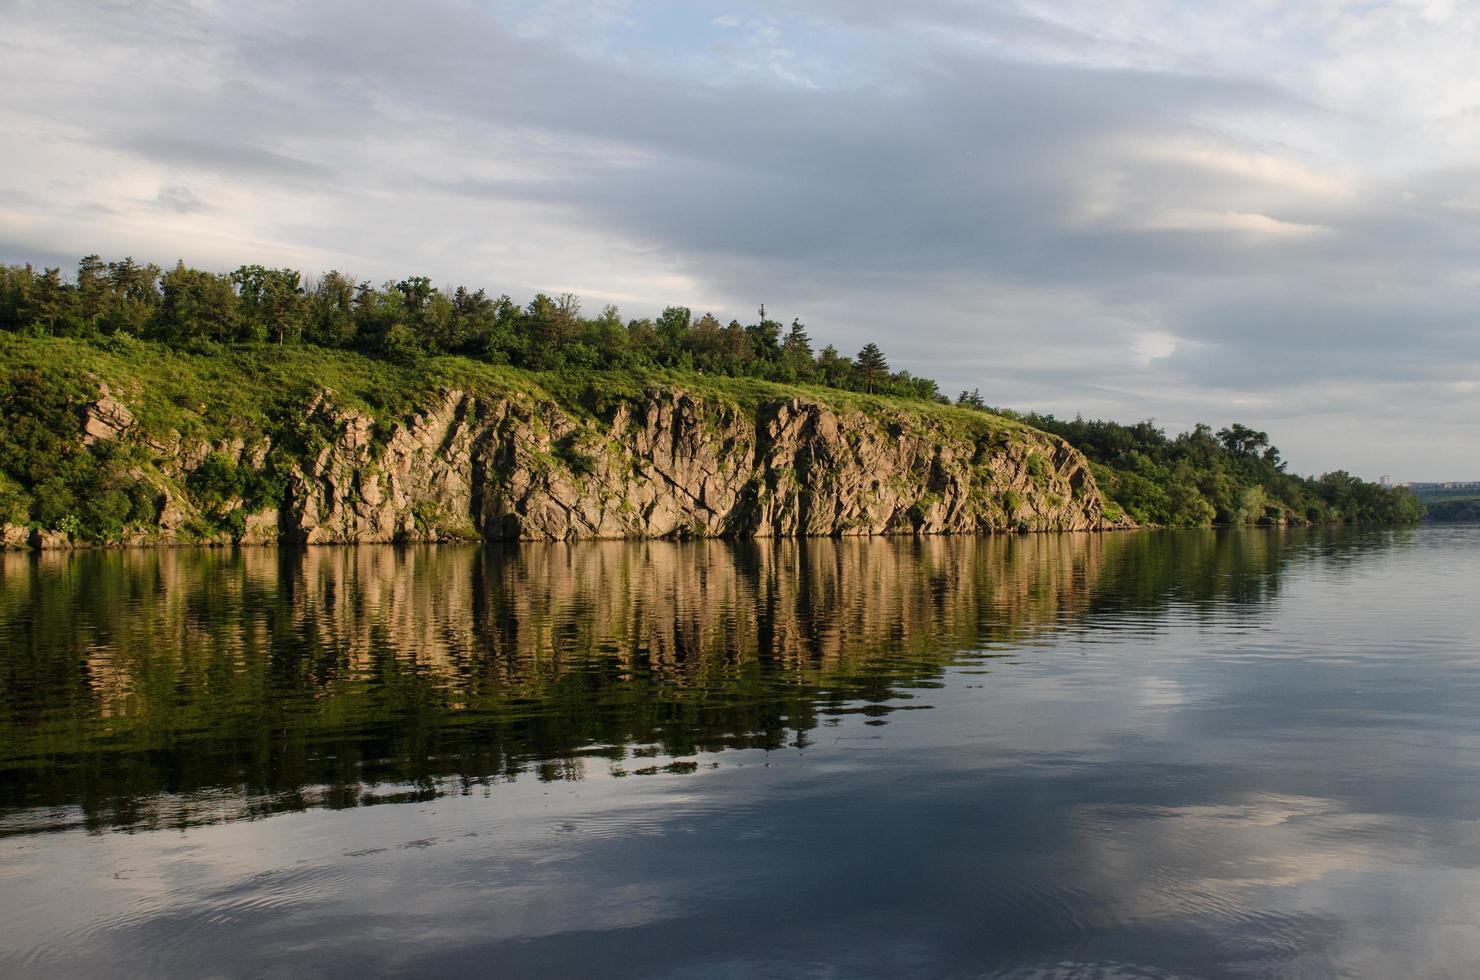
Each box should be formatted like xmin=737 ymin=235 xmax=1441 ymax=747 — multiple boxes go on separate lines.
xmin=157 ymin=261 xmax=238 ymax=342
xmin=1216 ymin=423 xmax=1269 ymax=458
xmin=305 ymin=271 xmax=357 ymax=347
xmin=745 ymin=312 xmax=782 ymax=363
xmin=523 ymin=293 xmax=561 ymax=368
xmin=101 ymin=257 xmax=160 ymax=335
xmin=420 ymin=290 xmax=455 ymax=352
xmin=816 ymin=344 xmax=851 ymax=387
xmin=655 ymin=306 xmax=691 ymax=364
xmin=781 ymin=319 xmax=815 ymax=380
xmin=233 ymin=265 xmax=305 ymax=344
xmin=29 ymin=267 xmax=70 ymax=336
xmin=586 ymin=304 xmax=629 ymax=365
xmin=395 ymin=276 xmax=435 ymax=314
xmin=76 ymin=254 xmax=108 ymax=324
xmin=683 ymin=313 xmax=725 ymax=371
xmin=449 ymin=285 xmax=495 ymax=353
xmin=351 ymin=281 xmax=386 ymax=347
xmin=380 ymin=322 xmax=423 ymax=365
xmin=855 ymin=343 xmax=888 ymax=393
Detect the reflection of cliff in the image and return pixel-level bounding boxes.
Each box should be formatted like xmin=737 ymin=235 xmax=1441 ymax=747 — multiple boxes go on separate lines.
xmin=0 ymin=528 xmax=1312 ymax=833
xmin=278 ymin=535 xmax=1114 ymax=683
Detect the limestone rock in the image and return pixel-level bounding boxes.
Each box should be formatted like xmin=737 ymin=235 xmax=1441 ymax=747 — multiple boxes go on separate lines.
xmin=46 ymin=383 xmax=1122 ymax=546
xmin=240 ymin=509 xmax=282 ymax=545
xmin=30 ymin=529 xmax=72 ymax=550
xmin=80 ymin=383 xmax=134 ymax=445
xmin=1 ymin=523 xmax=29 ymax=550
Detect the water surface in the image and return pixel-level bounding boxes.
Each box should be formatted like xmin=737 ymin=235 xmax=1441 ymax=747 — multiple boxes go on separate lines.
xmin=2 ymin=527 xmax=1478 ymax=978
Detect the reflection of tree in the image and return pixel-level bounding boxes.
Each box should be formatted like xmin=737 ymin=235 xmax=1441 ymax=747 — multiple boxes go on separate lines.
xmin=0 ymin=527 xmax=1337 ymax=833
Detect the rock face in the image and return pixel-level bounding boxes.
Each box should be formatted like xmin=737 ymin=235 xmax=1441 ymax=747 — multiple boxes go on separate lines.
xmin=30 ymin=384 xmax=1119 ymax=546
xmin=80 ymin=383 xmax=135 ymax=446
xmin=275 ymin=387 xmax=1111 ymax=543
xmin=0 ymin=523 xmax=29 ymax=550
xmin=29 ymin=528 xmax=74 ymax=550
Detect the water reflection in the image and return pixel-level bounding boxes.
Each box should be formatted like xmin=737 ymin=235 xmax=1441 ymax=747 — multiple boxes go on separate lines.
xmin=3 ymin=525 xmax=1476 ymax=979
xmin=0 ymin=529 xmax=1322 ymax=834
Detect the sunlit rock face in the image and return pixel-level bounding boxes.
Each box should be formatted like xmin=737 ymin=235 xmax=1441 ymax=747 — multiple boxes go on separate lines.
xmin=159 ymin=386 xmax=1114 ymax=544
xmin=25 ymin=381 xmax=1118 ymax=546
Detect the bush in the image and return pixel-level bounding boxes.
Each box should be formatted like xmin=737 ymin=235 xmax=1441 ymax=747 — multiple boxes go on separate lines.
xmin=381 ymin=323 xmax=423 ymax=366
xmin=82 ymin=488 xmax=133 ymax=539
xmin=30 ymin=476 xmax=75 ymax=528
xmin=188 ymin=452 xmax=245 ymax=511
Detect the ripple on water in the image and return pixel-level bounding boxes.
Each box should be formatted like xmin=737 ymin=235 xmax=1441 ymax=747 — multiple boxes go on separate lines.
xmin=1 ymin=528 xmax=1479 ymax=978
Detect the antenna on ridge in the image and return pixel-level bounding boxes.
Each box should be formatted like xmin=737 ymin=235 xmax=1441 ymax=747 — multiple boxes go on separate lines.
xmin=758 ymin=303 xmax=766 ymax=323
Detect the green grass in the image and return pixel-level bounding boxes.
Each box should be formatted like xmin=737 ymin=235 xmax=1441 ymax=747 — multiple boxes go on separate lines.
xmin=0 ymin=334 xmax=1071 ymax=542
xmin=0 ymin=334 xmax=1039 ymax=446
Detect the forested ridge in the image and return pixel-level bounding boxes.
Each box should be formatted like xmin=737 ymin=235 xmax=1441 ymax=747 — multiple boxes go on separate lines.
xmin=0 ymin=257 xmax=917 ymax=396
xmin=0 ymin=255 xmax=1422 ymax=541
xmin=1008 ymin=414 xmax=1423 ymax=526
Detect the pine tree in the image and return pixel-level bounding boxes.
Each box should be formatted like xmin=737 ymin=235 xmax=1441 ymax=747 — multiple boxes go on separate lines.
xmin=855 ymin=342 xmax=888 ymax=393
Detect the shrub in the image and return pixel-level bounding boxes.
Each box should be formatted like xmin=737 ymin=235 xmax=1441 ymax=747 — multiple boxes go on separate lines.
xmin=31 ymin=476 xmax=75 ymax=528
xmin=188 ymin=452 xmax=245 ymax=511
xmin=1025 ymin=452 xmax=1047 ymax=484
xmin=82 ymin=488 xmax=133 ymax=539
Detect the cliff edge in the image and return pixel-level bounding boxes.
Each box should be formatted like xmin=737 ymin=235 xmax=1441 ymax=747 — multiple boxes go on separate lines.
xmin=0 ymin=343 xmax=1117 ymax=546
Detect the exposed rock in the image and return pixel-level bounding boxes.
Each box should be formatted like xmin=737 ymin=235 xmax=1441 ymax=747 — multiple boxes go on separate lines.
xmin=80 ymin=383 xmax=135 ymax=445
xmin=1 ymin=523 xmax=29 ymax=550
xmin=245 ymin=437 xmax=271 ymax=469
xmin=33 ymin=383 xmax=1123 ymax=547
xmin=215 ymin=436 xmax=247 ymax=462
xmin=143 ymin=430 xmax=182 ymax=457
xmin=158 ymin=494 xmax=192 ymax=534
xmin=277 ymin=387 xmax=1113 ymax=543
xmin=180 ymin=440 xmax=212 ymax=471
xmin=240 ymin=509 xmax=282 ymax=546
xmin=30 ymin=529 xmax=72 ymax=550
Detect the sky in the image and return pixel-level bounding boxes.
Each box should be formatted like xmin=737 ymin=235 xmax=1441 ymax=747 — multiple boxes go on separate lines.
xmin=3 ymin=0 xmax=1479 ymax=480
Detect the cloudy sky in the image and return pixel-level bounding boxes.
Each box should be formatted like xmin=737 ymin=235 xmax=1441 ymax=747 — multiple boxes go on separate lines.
xmin=4 ymin=0 xmax=1479 ymax=479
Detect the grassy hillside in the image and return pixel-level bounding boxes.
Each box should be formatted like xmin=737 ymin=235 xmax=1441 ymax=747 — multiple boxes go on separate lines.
xmin=0 ymin=335 xmax=1040 ymax=541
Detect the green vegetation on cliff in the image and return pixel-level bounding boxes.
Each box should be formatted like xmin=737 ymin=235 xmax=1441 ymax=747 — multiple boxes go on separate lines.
xmin=0 ymin=254 xmax=1420 ymax=540
xmin=1005 ymin=414 xmax=1425 ymax=527
xmin=0 ymin=256 xmax=944 ymax=401
xmin=0 ymin=335 xmax=1069 ymax=544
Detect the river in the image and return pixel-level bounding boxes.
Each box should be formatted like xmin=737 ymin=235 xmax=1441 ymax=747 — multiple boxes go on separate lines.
xmin=2 ymin=526 xmax=1477 ymax=977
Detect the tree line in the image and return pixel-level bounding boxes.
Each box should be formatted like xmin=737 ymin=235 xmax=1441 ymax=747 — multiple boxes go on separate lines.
xmin=1007 ymin=413 xmax=1425 ymax=526
xmin=0 ymin=257 xmax=924 ymax=398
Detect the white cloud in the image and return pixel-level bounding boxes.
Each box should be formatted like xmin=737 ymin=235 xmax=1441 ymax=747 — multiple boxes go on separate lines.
xmin=1130 ymin=208 xmax=1329 ymax=238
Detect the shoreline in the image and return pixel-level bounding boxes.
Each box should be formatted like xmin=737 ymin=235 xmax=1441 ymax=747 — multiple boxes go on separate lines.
xmin=1 ymin=520 xmax=1433 ymax=553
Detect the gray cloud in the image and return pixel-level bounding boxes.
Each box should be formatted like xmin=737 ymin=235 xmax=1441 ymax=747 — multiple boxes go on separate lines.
xmin=153 ymin=185 xmax=211 ymax=214
xmin=2 ymin=0 xmax=1479 ymax=478
xmin=118 ymin=134 xmax=330 ymax=181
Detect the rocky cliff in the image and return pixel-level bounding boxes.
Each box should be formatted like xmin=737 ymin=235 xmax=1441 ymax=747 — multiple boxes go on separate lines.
xmin=6 ymin=380 xmax=1118 ymax=547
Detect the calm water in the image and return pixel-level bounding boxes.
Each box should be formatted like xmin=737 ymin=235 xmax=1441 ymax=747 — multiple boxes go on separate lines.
xmin=1 ymin=527 xmax=1478 ymax=978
